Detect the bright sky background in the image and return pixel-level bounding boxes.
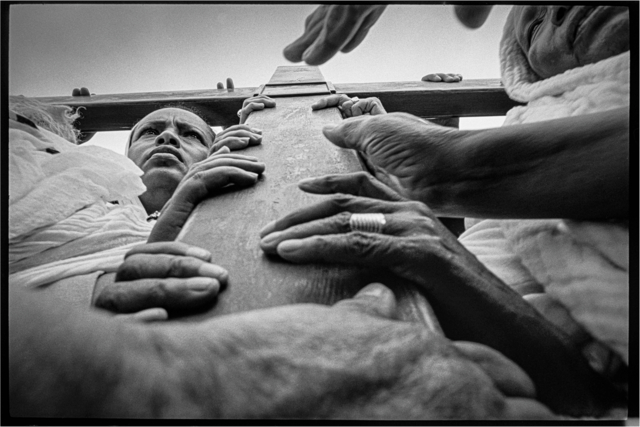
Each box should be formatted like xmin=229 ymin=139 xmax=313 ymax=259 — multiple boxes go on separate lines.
xmin=9 ymin=3 xmax=511 ymax=154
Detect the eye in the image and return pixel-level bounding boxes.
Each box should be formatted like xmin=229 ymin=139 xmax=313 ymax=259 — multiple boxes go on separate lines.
xmin=184 ymin=131 xmax=205 ymax=145
xmin=141 ymin=128 xmax=158 ymax=136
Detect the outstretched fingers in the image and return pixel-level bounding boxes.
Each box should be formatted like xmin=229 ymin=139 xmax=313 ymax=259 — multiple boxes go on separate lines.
xmin=283 ymin=5 xmax=328 ymax=63
xmin=339 ymin=6 xmax=387 ymax=53
xmin=95 ymin=277 xmax=220 ymax=313
xmin=298 ymin=172 xmax=406 ymax=201
xmin=259 ymin=194 xmax=403 ymax=237
xmin=116 ymin=253 xmax=228 ymax=282
xmin=274 ymin=232 xmax=407 ymax=267
xmin=125 ymin=241 xmax=212 ymax=261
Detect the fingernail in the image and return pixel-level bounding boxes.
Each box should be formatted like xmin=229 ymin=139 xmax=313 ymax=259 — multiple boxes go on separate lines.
xmin=360 ymin=283 xmax=387 ymax=297
xmin=185 ymin=246 xmax=212 ymax=261
xmin=259 ymin=220 xmax=277 ymax=237
xmin=197 ymin=263 xmax=228 ymax=280
xmin=322 ymin=125 xmax=337 ymax=136
xmin=298 ymin=177 xmax=316 ymax=186
xmin=278 ymin=239 xmax=303 ymax=254
xmin=188 ymin=278 xmax=219 ymax=292
xmin=260 ymin=231 xmax=281 ymax=247
xmin=252 ymin=128 xmax=262 ymax=134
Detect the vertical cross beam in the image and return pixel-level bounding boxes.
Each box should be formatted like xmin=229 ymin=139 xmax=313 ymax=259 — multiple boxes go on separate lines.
xmin=176 ymin=66 xmax=435 ymax=324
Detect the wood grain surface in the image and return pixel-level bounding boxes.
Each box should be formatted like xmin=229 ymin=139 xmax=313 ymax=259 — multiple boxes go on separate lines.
xmin=174 ymin=68 xmax=438 ymax=326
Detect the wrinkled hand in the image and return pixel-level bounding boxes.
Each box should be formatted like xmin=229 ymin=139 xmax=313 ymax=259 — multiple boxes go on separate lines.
xmin=321 ymin=112 xmax=463 ymax=212
xmin=312 ymin=94 xmax=386 ymax=118
xmin=148 ymin=149 xmax=266 ymax=242
xmin=93 ymin=242 xmax=227 ymax=317
xmin=259 ymin=174 xmax=471 ymax=293
xmin=283 ymin=5 xmax=387 ymax=65
xmin=283 ymin=5 xmax=494 ymax=66
xmin=422 ymin=73 xmax=463 ymax=83
xmin=237 ymin=94 xmax=276 ymax=125
xmin=260 ymin=172 xmax=622 ymax=416
xmin=196 ymin=283 xmax=553 ymax=419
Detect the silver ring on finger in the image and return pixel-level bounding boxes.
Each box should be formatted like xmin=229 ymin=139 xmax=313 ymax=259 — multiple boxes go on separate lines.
xmin=349 ymin=213 xmax=386 ymax=234
xmin=351 ymin=96 xmax=360 ymax=103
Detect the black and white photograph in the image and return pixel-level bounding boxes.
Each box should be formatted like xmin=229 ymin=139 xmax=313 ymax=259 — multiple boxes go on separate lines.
xmin=4 ymin=2 xmax=635 ymax=423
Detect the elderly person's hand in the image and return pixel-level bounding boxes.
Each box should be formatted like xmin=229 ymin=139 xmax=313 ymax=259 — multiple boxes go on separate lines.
xmin=322 ymin=108 xmax=630 ymax=220
xmin=197 ymin=282 xmax=554 ymax=419
xmin=318 ymin=113 xmax=460 ymax=214
xmin=259 ymin=174 xmax=473 ymax=286
xmin=259 ymin=172 xmax=624 ymax=416
xmin=311 ymin=94 xmax=387 ymax=118
xmin=92 ymin=242 xmax=226 ymax=320
xmin=148 ymin=147 xmax=265 ymax=243
xmin=11 ymin=281 xmax=556 ymax=418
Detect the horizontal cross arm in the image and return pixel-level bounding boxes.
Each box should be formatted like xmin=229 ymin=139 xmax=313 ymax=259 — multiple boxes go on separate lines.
xmin=31 ymin=79 xmax=521 ymax=133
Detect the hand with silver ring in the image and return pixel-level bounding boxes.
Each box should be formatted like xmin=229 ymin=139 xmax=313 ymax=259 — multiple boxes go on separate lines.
xmin=349 ymin=213 xmax=386 ymax=233
xmin=259 ymin=172 xmax=605 ymax=416
xmin=259 ymin=172 xmax=477 ymax=280
xmin=311 ymin=94 xmax=386 ymax=118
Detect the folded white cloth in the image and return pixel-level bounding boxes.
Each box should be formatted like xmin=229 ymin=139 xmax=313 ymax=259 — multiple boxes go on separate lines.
xmin=460 ymin=9 xmax=629 ymax=365
xmin=9 ymin=121 xmax=146 ymax=240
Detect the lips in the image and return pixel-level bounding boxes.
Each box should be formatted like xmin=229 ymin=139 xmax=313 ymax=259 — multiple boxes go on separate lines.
xmin=148 ymin=146 xmax=183 ymax=163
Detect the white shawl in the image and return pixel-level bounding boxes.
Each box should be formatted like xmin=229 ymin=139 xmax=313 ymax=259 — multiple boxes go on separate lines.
xmin=8 ymin=118 xmax=153 ymax=294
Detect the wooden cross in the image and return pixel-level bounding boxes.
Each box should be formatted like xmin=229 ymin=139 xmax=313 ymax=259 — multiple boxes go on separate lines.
xmin=175 ymin=65 xmax=438 ymax=323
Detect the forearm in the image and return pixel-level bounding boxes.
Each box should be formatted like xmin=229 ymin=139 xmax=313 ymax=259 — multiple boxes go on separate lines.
xmin=147 ymin=193 xmax=196 ymax=243
xmin=8 ymin=285 xmax=221 ymax=418
xmin=420 ymin=244 xmax=623 ymax=415
xmin=435 ymin=108 xmax=629 ymax=219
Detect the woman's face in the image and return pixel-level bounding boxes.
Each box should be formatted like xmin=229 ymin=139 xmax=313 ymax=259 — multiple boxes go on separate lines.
xmin=513 ymin=5 xmax=629 ymax=79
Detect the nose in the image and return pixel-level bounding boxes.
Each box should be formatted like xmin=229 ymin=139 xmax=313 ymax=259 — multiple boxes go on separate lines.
xmin=155 ymin=129 xmax=180 ymax=148
xmin=551 ymin=5 xmax=571 ymax=26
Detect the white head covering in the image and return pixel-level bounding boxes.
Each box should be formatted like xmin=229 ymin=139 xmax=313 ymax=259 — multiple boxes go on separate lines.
xmin=499 ymin=7 xmax=543 ymax=103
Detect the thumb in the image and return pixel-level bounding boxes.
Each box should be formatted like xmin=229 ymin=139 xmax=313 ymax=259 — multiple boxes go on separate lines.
xmin=322 ymin=115 xmax=371 ymax=151
xmin=210 ymin=145 xmax=231 ymax=156
xmin=333 ymin=282 xmax=398 ymax=320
